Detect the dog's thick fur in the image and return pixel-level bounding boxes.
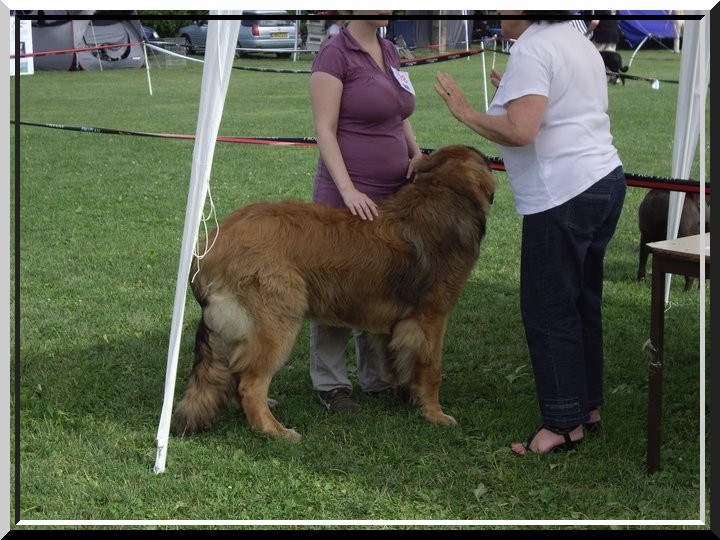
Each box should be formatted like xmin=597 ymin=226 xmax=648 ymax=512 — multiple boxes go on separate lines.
xmin=171 ymin=145 xmax=496 ymax=441
xmin=599 ymin=50 xmax=628 ymax=85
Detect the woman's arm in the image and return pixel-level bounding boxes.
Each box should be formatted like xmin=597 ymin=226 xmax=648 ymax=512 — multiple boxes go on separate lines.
xmin=435 ymin=71 xmax=547 ymax=147
xmin=402 ymin=119 xmax=423 ymax=179
xmin=310 ymin=71 xmax=378 ymax=220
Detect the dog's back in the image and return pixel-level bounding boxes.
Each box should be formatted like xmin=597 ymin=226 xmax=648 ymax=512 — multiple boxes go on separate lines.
xmin=191 ymin=146 xmax=495 ymax=334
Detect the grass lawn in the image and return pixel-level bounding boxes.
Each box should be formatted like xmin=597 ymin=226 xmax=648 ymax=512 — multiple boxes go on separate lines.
xmin=9 ymin=41 xmax=711 ymax=529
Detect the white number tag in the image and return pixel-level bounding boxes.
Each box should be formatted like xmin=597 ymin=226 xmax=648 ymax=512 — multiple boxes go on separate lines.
xmin=391 ymin=67 xmax=415 ymax=96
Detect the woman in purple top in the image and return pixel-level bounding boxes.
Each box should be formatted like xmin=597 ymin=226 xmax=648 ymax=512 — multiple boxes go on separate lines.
xmin=309 ymin=12 xmax=423 ymax=412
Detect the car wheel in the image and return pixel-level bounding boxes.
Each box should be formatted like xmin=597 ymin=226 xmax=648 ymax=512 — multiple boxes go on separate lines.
xmin=181 ymin=35 xmax=195 ymax=55
xmin=276 ymin=52 xmax=292 ymax=59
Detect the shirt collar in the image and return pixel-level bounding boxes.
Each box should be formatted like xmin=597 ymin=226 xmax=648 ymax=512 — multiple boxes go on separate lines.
xmin=339 ymin=24 xmax=375 ymax=53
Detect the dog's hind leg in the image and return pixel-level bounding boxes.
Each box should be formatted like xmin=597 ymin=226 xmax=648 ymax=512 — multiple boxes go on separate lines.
xmin=637 ymin=233 xmax=650 ymax=282
xmin=237 ymin=316 xmax=304 ymax=442
xmin=390 ymin=317 xmax=457 ymax=426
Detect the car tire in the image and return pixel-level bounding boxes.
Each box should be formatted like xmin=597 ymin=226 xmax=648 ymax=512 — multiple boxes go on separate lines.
xmin=181 ymin=35 xmax=195 ymax=55
xmin=276 ymin=52 xmax=292 ymax=59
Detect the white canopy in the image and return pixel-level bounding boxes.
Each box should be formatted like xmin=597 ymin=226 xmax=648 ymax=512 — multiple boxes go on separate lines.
xmin=666 ymin=12 xmax=710 ymax=304
xmin=154 ymin=14 xmax=242 ymax=474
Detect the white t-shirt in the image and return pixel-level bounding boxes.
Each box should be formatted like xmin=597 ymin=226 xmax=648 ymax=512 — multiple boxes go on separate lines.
xmin=487 ymin=22 xmax=622 ymax=215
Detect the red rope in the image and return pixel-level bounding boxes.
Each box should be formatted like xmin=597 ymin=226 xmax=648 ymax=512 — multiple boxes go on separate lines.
xmin=11 ymin=120 xmax=709 ymax=194
xmin=10 ymin=40 xmax=144 ymax=59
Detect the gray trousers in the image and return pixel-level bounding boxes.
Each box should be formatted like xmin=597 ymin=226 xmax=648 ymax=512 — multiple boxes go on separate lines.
xmin=309 ymin=323 xmax=391 ymax=393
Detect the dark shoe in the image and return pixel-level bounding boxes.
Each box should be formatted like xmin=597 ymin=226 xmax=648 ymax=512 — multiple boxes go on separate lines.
xmin=511 ymin=424 xmax=583 ymax=456
xmin=364 ymin=387 xmax=395 ymax=398
xmin=315 ymin=388 xmax=360 ymax=413
xmin=365 ymin=386 xmax=413 ymax=405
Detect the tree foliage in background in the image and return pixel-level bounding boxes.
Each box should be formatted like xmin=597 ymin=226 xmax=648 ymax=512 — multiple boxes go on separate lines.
xmin=136 ymin=11 xmax=208 ymax=38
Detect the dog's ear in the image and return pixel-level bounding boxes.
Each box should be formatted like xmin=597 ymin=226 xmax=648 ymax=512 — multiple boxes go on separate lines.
xmin=412 ymin=145 xmax=496 ymax=208
xmin=416 ymin=145 xmax=472 ymax=171
xmin=414 ymin=145 xmax=484 ymax=184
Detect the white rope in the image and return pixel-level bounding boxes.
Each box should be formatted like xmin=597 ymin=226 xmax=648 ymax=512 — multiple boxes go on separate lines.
xmin=190 ymin=184 xmax=219 ymax=284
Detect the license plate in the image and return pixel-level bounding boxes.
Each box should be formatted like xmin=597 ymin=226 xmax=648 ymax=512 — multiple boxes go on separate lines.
xmin=271 ymin=32 xmax=288 ymax=38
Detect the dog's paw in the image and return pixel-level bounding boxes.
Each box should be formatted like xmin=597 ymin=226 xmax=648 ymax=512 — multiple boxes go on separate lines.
xmin=280 ymin=427 xmax=303 ymax=442
xmin=436 ymin=413 xmax=458 ymax=426
xmin=423 ymin=409 xmax=458 ymax=426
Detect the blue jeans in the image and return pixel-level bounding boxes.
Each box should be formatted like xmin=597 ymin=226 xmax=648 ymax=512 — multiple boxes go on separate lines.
xmin=520 ymin=166 xmax=626 ymax=429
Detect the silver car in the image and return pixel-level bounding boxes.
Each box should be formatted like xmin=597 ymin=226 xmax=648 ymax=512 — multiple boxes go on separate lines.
xmin=239 ymin=11 xmax=299 ymax=57
xmin=177 ymin=12 xmax=299 ymax=57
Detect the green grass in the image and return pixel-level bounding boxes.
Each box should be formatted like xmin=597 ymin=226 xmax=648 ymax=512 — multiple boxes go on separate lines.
xmin=10 ymin=46 xmax=710 ymax=529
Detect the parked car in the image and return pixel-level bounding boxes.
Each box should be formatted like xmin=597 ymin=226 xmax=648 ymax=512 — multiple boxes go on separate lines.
xmin=141 ymin=25 xmax=160 ymax=41
xmin=177 ymin=12 xmax=299 ymax=57
xmin=238 ymin=11 xmax=299 ymax=58
xmin=177 ymin=20 xmax=207 ymax=55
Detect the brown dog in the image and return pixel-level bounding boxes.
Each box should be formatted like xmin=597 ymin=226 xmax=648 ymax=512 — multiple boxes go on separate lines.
xmin=171 ymin=145 xmax=496 ymax=441
xmin=637 ymin=189 xmax=710 ymax=291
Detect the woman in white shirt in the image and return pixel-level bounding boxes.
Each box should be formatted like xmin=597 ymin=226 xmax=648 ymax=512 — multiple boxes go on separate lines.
xmin=435 ymin=11 xmax=626 ymax=456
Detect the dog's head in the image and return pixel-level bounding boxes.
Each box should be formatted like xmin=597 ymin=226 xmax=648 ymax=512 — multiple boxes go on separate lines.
xmin=414 ymin=145 xmax=496 ymax=210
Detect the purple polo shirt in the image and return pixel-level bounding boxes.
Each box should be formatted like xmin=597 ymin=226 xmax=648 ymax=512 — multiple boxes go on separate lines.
xmin=311 ymin=25 xmax=416 ymax=207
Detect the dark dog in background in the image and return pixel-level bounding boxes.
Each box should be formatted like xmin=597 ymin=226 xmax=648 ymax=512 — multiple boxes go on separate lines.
xmin=599 ymin=50 xmax=629 ymax=85
xmin=171 ymin=145 xmax=496 ymax=441
xmin=637 ymin=189 xmax=710 ymax=290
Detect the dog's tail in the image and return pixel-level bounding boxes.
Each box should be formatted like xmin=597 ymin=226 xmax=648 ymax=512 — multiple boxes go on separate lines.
xmin=619 ymin=65 xmax=629 ymax=73
xmin=193 ymin=316 xmax=213 ymax=368
xmin=171 ymin=316 xmax=237 ymax=436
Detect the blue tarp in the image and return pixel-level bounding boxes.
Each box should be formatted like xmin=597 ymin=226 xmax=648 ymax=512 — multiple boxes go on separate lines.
xmin=617 ymin=10 xmax=675 ymax=48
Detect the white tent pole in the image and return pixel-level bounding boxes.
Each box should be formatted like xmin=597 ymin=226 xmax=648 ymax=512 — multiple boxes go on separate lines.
xmin=437 ymin=16 xmax=442 ymax=52
xmin=628 ymin=34 xmax=648 ymax=69
xmin=492 ymin=33 xmax=497 ymax=70
xmin=697 ymin=15 xmax=707 ymax=246
xmin=143 ymin=41 xmax=153 ymax=96
xmin=663 ymin=13 xmax=709 ymax=306
xmin=697 ymin=15 xmax=707 ymax=522
xmin=154 ymin=14 xmax=242 ymax=475
xmin=463 ymin=11 xmax=469 ymax=55
xmin=481 ymin=39 xmax=488 ymax=111
xmin=294 ymin=11 xmax=300 ymax=62
xmin=87 ymin=21 xmax=103 ymax=72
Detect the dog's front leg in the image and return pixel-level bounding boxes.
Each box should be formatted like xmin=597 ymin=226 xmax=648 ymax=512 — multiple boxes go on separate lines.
xmin=414 ymin=349 xmax=457 ymax=426
xmin=390 ymin=317 xmax=457 ymax=426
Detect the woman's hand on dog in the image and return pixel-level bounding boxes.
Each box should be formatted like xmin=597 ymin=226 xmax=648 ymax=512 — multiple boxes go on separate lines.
xmin=407 ymin=153 xmax=423 ymax=183
xmin=340 ymin=185 xmax=379 ymax=221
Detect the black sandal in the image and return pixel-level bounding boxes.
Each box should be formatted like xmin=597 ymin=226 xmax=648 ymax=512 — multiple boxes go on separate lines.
xmin=511 ymin=424 xmax=583 ymax=456
xmin=584 ymin=409 xmax=601 ymax=434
